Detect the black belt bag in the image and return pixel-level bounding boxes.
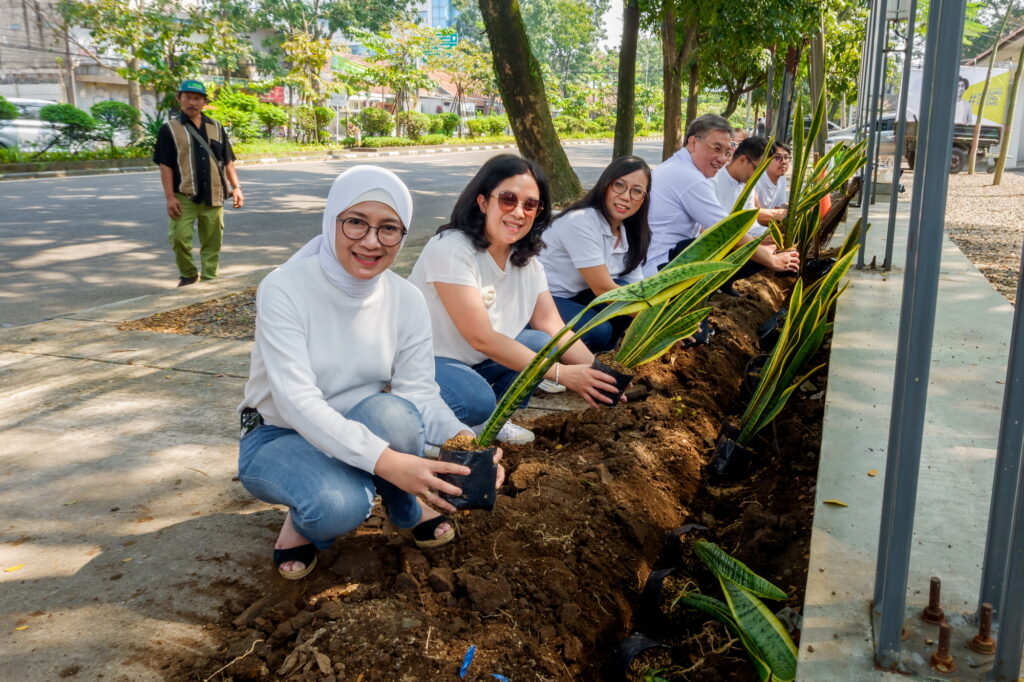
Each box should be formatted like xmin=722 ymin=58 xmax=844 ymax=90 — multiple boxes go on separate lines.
xmin=240 ymin=407 xmax=264 ymax=438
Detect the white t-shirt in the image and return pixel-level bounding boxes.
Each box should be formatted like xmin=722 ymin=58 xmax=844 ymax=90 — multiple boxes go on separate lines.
xmin=240 ymin=257 xmax=467 ymax=473
xmin=645 ymin=148 xmax=728 ymax=276
xmin=711 ymin=166 xmax=765 ymax=238
xmin=408 ymin=230 xmax=549 ymax=366
xmin=755 ymin=173 xmax=788 ymax=209
xmin=539 ymin=207 xmax=643 ymax=299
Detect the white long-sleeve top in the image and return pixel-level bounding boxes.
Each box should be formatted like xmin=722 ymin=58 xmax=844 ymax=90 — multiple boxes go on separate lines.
xmin=240 ymin=257 xmax=468 ymax=473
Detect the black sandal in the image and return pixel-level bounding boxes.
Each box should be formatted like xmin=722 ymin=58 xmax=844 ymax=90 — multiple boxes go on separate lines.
xmin=273 ymin=543 xmax=317 ymax=580
xmin=411 ymin=515 xmax=455 ymax=549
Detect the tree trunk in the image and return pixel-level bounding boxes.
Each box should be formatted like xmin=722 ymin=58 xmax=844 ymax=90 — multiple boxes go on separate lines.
xmin=660 ymin=6 xmax=695 ymax=159
xmin=685 ymin=57 xmax=699 ymax=131
xmin=127 ymin=57 xmax=143 ymax=138
xmin=722 ymin=87 xmax=742 ymax=118
xmin=613 ymin=0 xmax=640 ymax=158
xmin=775 ymin=45 xmax=799 ymax=140
xmin=970 ymin=1 xmax=1014 ymax=174
xmin=809 ymin=15 xmax=827 ymax=155
xmin=764 ymin=46 xmax=776 ymax=132
xmin=479 ymin=0 xmax=582 ymax=203
xmin=994 ymin=39 xmax=1024 ymax=185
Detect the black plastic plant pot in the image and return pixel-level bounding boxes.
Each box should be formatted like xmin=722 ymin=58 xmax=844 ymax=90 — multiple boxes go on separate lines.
xmin=610 ymin=632 xmax=670 ymax=681
xmin=592 ymin=358 xmax=635 ymax=406
xmin=805 ymin=257 xmax=837 ymax=281
xmin=707 ymin=422 xmax=757 ymax=481
xmin=438 ymin=446 xmax=498 ymax=511
xmin=758 ymin=306 xmax=788 ymax=352
xmin=744 ymin=353 xmax=770 ymax=395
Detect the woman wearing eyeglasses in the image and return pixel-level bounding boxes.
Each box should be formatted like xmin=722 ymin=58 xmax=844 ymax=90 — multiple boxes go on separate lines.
xmin=237 ymin=165 xmax=503 ymax=581
xmin=538 ymin=155 xmax=652 ymax=352
xmin=409 ymin=154 xmax=618 ymax=445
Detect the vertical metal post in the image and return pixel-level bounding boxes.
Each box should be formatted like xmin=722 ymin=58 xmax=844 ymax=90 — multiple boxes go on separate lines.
xmin=859 ymin=0 xmax=889 ymax=268
xmin=988 ymin=400 xmax=1024 ymax=681
xmin=978 ymin=238 xmax=1024 ymax=626
xmin=871 ymin=0 xmax=966 ymax=670
xmin=884 ymin=0 xmax=918 ymax=271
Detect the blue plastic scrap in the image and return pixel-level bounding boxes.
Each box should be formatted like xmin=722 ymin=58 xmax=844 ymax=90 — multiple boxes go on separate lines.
xmin=491 ymin=675 xmax=509 ymax=681
xmin=459 ymin=645 xmax=477 ymax=679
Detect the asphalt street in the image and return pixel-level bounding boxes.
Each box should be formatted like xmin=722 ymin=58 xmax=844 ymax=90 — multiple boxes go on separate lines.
xmin=0 ymin=141 xmax=663 ymax=326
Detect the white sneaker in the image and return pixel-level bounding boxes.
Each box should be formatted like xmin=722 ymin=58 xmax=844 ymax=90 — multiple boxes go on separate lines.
xmin=423 ymin=444 xmax=441 ymax=459
xmin=496 ymin=421 xmax=535 ymax=444
xmin=537 ymin=379 xmax=567 ymax=393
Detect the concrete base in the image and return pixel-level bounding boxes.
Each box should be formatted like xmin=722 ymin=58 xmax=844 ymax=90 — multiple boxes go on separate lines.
xmin=797 ymin=196 xmax=1019 ymax=678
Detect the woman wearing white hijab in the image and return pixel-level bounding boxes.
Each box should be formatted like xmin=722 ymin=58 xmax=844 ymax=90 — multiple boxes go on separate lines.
xmin=238 ymin=165 xmax=502 ymax=580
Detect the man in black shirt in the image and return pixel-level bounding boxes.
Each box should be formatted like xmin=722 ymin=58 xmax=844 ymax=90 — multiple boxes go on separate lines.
xmin=153 ymin=79 xmax=244 ymax=286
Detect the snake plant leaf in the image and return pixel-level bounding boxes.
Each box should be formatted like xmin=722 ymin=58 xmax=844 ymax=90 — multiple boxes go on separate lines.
xmin=694 ymin=541 xmax=788 ymax=600
xmin=589 ymin=261 xmax=734 ymax=308
xmin=677 ymin=593 xmax=772 ymax=682
xmin=752 ymin=364 xmax=826 ymax=437
xmin=720 ymin=579 xmax=798 ymax=682
xmin=615 ymin=307 xmax=710 ymax=368
xmin=768 ymin=223 xmax=785 ymax=250
xmin=839 ymin=218 xmax=866 ymax=259
xmin=663 ymin=209 xmax=760 ymax=270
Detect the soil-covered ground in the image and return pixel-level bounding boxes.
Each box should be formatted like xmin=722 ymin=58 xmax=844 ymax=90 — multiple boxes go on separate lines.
xmin=153 ymin=271 xmax=824 ymax=682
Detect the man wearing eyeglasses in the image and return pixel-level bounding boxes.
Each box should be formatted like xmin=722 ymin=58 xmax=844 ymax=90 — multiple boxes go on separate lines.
xmin=712 ymin=136 xmax=787 ymax=227
xmin=755 ymin=141 xmax=790 ymax=214
xmin=644 ymin=114 xmax=799 ymax=277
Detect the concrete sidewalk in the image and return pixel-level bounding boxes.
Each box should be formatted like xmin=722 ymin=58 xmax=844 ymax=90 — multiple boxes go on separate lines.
xmin=798 ymin=199 xmax=1018 ymax=679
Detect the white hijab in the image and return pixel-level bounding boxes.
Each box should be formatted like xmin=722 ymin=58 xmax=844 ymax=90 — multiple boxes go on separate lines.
xmin=287 ymin=165 xmax=413 ymax=298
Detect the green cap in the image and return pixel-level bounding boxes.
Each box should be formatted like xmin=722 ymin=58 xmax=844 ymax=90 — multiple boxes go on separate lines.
xmin=178 ymin=79 xmax=207 ymax=96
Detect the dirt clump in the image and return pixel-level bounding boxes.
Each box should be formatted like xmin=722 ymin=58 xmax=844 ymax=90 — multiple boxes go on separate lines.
xmin=169 ymin=271 xmax=824 ymax=681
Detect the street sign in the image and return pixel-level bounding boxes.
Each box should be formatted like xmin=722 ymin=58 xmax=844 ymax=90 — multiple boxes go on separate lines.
xmin=439 ymin=33 xmax=458 ymax=49
xmin=329 ymin=93 xmax=348 ymax=107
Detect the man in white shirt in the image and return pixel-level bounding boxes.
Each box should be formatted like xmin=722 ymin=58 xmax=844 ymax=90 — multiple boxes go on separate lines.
xmin=712 ymin=136 xmax=787 ymax=228
xmin=644 ymin=114 xmax=799 ymax=277
xmin=755 ymin=141 xmax=790 ymax=212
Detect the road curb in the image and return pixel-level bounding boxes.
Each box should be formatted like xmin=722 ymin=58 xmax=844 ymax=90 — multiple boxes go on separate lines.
xmin=0 ymin=137 xmax=665 ymax=181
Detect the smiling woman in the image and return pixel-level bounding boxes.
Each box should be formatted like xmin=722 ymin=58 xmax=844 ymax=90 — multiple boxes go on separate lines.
xmin=408 ymin=154 xmax=620 ymax=446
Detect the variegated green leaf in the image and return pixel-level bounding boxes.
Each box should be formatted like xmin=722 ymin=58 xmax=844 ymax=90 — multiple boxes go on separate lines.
xmin=616 ymin=307 xmax=709 ymax=368
xmin=694 ymin=541 xmax=788 ymax=600
xmin=720 ymin=579 xmax=798 ymax=682
xmin=663 ymin=209 xmax=759 ymax=269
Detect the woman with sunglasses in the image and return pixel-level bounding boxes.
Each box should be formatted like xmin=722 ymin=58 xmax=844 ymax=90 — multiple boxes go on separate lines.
xmin=538 ymin=155 xmax=652 ymax=352
xmin=237 ymin=165 xmax=503 ymax=580
xmin=409 ymin=154 xmax=619 ymax=445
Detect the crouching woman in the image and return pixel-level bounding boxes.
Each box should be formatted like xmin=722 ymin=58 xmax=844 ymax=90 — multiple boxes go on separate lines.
xmin=237 ymin=165 xmax=502 ymax=580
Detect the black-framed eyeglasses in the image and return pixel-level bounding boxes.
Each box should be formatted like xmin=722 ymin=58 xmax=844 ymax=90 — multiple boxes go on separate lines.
xmin=773 ymin=154 xmax=792 ymax=163
xmin=697 ymin=136 xmax=738 ymax=156
xmin=337 ymin=216 xmax=407 ymax=246
xmin=611 ymin=178 xmax=647 ymax=202
xmin=490 ymin=191 xmax=543 ymax=215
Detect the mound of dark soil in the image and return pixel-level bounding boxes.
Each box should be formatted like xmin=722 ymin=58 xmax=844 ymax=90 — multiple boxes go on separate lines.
xmin=173 ymin=271 xmax=823 ymax=682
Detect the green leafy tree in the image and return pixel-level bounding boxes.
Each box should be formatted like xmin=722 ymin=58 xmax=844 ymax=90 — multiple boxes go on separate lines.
xmin=0 ymin=96 xmax=20 ymax=122
xmin=359 ymin=107 xmax=394 ymax=137
xmin=522 ymin=0 xmax=606 ymax=96
xmin=254 ymin=102 xmax=288 ymax=136
xmin=38 ymin=104 xmax=97 ymax=153
xmin=353 ymin=22 xmax=438 ymax=133
xmin=90 ymin=101 xmax=140 ymax=147
xmin=426 ymin=39 xmax=494 ymax=134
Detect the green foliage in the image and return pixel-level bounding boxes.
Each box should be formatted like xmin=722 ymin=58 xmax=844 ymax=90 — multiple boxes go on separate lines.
xmin=465 ymin=117 xmax=488 ymax=137
xmin=465 ymin=114 xmax=507 ymax=138
xmin=674 ymin=540 xmax=796 ymax=682
xmin=553 ymin=115 xmax=596 ymax=135
xmin=0 ymin=145 xmax=150 ymax=164
xmin=396 ymin=110 xmax=432 ymax=139
xmin=592 ymin=115 xmax=615 ymax=131
xmin=254 ymin=102 xmax=288 ymax=134
xmin=134 ymin=110 xmax=166 ymax=149
xmin=38 ymin=103 xmax=96 ymax=152
xmin=295 ymin=105 xmax=335 ymax=143
xmin=418 ymin=134 xmax=449 ymax=145
xmin=359 ymin=135 xmax=418 ymax=147
xmin=0 ymin=95 xmax=18 ymax=122
xmin=359 ymin=107 xmax=394 ymax=137
xmin=353 ymin=22 xmax=439 ymax=115
xmin=213 ymin=88 xmax=260 ymax=112
xmin=213 ymin=106 xmax=261 ymax=142
xmin=89 ymin=100 xmax=140 ymax=147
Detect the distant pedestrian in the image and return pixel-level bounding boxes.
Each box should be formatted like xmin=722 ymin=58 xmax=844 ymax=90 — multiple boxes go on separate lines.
xmin=153 ymin=79 xmax=243 ymax=287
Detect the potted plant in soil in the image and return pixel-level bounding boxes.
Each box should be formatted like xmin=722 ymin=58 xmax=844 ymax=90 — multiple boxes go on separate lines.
xmin=671 ymin=540 xmax=797 ymax=682
xmin=710 ymin=245 xmax=860 ymax=480
xmin=437 ymin=211 xmax=767 ymax=496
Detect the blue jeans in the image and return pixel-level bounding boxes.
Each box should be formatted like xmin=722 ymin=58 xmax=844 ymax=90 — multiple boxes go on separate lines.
xmin=434 ymin=328 xmax=551 ymax=428
xmin=552 ymin=278 xmax=630 ymax=352
xmin=237 ymin=393 xmax=425 ymax=550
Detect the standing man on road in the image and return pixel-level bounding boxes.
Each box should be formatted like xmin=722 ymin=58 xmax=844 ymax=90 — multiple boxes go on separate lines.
xmin=154 ymin=80 xmax=244 ymax=287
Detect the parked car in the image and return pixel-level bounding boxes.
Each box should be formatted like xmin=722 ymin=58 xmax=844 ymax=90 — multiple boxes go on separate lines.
xmin=0 ymin=98 xmax=57 ymax=150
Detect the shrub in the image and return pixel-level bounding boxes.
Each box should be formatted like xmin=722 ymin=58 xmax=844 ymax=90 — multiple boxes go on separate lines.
xmin=214 ymin=106 xmax=261 ymax=142
xmin=465 ymin=117 xmax=488 ymax=137
xmin=593 ymin=115 xmax=615 ymax=131
xmin=90 ymin=100 xmax=140 ymax=147
xmin=634 ymin=114 xmax=648 ymax=135
xmin=213 ymin=89 xmax=261 ymax=113
xmin=396 ymin=111 xmax=431 ymax=139
xmin=254 ymin=102 xmax=287 ymax=136
xmin=440 ymin=112 xmax=460 ymax=136
xmin=485 ymin=114 xmax=508 ymax=136
xmin=360 ymin=136 xmax=417 ymax=147
xmin=418 ymin=134 xmax=449 ymax=145
xmin=38 ymin=103 xmax=96 ymax=152
xmin=554 ymin=115 xmax=590 ymax=134
xmin=0 ymin=95 xmax=18 ymax=122
xmin=359 ymin=107 xmax=393 ymax=137
xmin=295 ymin=105 xmax=335 ymax=144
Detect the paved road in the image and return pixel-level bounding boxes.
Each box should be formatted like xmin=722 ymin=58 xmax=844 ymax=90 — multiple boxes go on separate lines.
xmin=0 ymin=142 xmax=664 ymax=327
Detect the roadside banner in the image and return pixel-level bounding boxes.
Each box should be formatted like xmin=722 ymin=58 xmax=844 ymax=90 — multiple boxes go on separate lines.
xmin=905 ymin=66 xmax=1010 ymax=126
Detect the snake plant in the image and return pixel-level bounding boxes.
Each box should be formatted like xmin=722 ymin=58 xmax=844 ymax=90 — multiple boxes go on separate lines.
xmin=472 ymin=210 xmax=762 ymax=448
xmin=673 ymin=540 xmax=797 ymax=682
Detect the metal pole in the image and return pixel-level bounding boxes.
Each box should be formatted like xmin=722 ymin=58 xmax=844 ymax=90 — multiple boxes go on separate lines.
xmin=869 ymin=21 xmax=891 ymax=206
xmin=872 ymin=0 xmax=965 ymax=670
xmin=859 ymin=0 xmax=888 ymax=268
xmin=884 ymin=0 xmax=918 ymax=271
xmin=988 ymin=392 xmax=1024 ymax=681
xmin=978 ymin=237 xmax=1024 ymax=626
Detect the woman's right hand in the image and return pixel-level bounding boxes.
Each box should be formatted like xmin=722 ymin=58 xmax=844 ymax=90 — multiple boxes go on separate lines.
xmin=374 ymin=448 xmax=470 ymax=514
xmin=558 ymin=363 xmax=621 ymax=408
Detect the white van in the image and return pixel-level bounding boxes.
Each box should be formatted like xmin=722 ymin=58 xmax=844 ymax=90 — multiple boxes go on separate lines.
xmin=0 ymin=98 xmax=58 ymax=150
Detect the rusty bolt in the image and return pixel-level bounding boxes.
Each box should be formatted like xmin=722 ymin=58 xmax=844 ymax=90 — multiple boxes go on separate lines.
xmin=969 ymin=602 xmax=996 ymax=655
xmin=921 ymin=577 xmax=945 ymax=625
xmin=930 ymin=621 xmax=957 ymax=673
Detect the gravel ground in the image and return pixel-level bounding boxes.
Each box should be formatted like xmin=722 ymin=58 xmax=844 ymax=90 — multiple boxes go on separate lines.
xmin=120 ymin=169 xmax=1024 ymax=338
xmin=944 ymin=170 xmax=1024 ymax=304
